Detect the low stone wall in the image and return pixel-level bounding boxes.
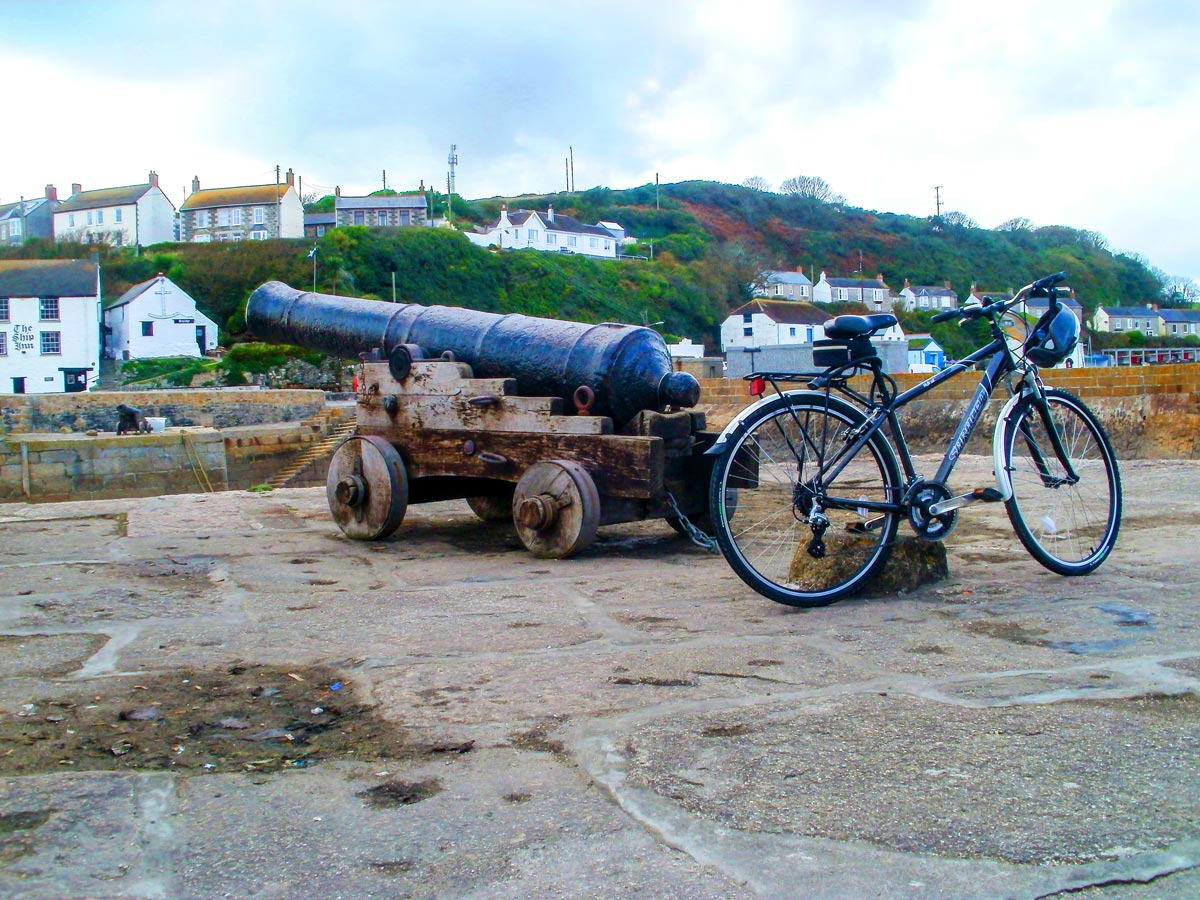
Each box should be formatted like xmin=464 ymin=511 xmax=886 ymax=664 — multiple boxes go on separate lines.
xmin=223 ymin=423 xmax=328 ymax=490
xmin=0 ymin=389 xmax=326 ymax=436
xmin=694 ymin=365 xmax=1200 ymax=460
xmin=0 ymin=430 xmax=229 ymax=503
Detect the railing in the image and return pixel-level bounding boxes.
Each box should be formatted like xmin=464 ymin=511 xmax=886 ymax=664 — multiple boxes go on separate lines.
xmin=1094 ymin=347 xmax=1200 ymax=367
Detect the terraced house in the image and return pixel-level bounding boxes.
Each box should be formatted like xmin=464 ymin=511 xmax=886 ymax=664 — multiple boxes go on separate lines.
xmin=180 ymin=169 xmax=303 ymax=242
xmin=52 ymin=173 xmax=175 ymax=247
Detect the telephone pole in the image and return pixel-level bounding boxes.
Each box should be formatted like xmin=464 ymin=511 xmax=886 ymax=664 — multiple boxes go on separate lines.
xmin=446 ymin=144 xmax=458 ymax=223
xmin=933 ymin=185 xmax=944 ymax=217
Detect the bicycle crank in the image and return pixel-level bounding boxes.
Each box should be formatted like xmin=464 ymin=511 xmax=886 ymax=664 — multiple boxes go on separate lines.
xmin=906 ymin=480 xmax=958 ymax=541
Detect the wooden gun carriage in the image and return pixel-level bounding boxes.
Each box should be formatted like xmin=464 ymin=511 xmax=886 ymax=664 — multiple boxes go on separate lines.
xmin=246 ymin=282 xmax=716 ymax=558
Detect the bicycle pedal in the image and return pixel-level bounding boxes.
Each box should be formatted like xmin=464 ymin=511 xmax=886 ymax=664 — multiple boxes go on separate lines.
xmin=974 ymin=487 xmax=1004 ymax=502
xmin=846 ymin=516 xmax=887 ymax=533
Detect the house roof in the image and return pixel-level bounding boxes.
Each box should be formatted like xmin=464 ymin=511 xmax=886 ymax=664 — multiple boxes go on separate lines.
xmin=822 ymin=274 xmax=889 ymax=289
xmin=58 ymin=183 xmax=156 ymax=212
xmin=1024 ymin=295 xmax=1082 ymax=311
xmin=905 ymin=285 xmax=957 ymax=297
xmin=305 ymin=213 xmax=336 ymax=225
xmin=507 ymin=209 xmax=615 ymax=238
xmin=1156 ymin=308 xmax=1200 ymax=322
xmin=181 ymin=184 xmax=291 ymax=211
xmin=103 ymin=276 xmax=159 ymax=311
xmin=0 ymin=259 xmax=98 ymax=298
xmin=765 ymin=271 xmax=813 ymax=286
xmin=0 ymin=198 xmax=50 ymax=220
xmin=728 ymin=299 xmax=828 ymax=325
xmin=1101 ymin=306 xmax=1163 ymax=318
xmin=336 ymin=195 xmax=427 ymax=210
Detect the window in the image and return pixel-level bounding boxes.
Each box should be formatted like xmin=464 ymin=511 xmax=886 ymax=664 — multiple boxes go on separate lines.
xmin=115 ymin=208 xmax=123 ymax=223
xmin=743 ymin=326 xmax=753 ymax=337
xmin=250 ymin=231 xmax=267 ymax=240
xmin=232 ymin=208 xmax=243 ymax=226
xmin=0 ymin=332 xmax=6 ymax=355
xmin=196 ymin=210 xmax=210 ymax=228
xmin=40 ymin=298 xmax=60 ymax=320
xmin=254 ymin=207 xmax=265 ymax=225
xmin=218 ymin=209 xmax=231 ymax=227
xmin=789 ymin=327 xmax=796 ymax=337
xmin=40 ymin=331 xmax=61 ymax=354
xmin=377 ymin=211 xmax=388 ymax=225
xmin=529 ymin=230 xmax=539 ymax=242
xmin=315 ymin=225 xmax=326 ymax=237
xmin=354 ymin=211 xmax=365 ymax=225
xmin=604 ymin=240 xmax=611 ymax=250
xmin=96 ymin=209 xmax=103 ymax=224
xmin=141 ymin=321 xmax=154 ymax=337
xmin=0 ymin=297 xmax=8 ymax=321
xmin=87 ymin=211 xmax=94 ymax=225
xmin=589 ymin=237 xmax=598 ymax=248
xmin=742 ymin=312 xmax=753 ymax=323
xmin=546 ymin=233 xmax=556 ymax=244
xmin=68 ymin=213 xmax=75 ymax=227
xmin=11 ymin=220 xmax=21 ymax=236
xmin=568 ymin=235 xmax=577 ymax=247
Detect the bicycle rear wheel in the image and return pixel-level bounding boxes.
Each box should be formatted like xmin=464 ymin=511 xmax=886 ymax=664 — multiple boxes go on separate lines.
xmin=1003 ymin=388 xmax=1121 ymax=574
xmin=709 ymin=394 xmax=901 ymax=606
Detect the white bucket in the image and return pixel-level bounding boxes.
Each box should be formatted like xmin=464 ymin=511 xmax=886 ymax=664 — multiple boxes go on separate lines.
xmin=146 ymin=417 xmax=168 ymax=433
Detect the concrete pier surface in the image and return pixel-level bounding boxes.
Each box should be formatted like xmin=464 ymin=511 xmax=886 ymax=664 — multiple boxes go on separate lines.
xmin=1 ymin=455 xmax=1197 ymax=900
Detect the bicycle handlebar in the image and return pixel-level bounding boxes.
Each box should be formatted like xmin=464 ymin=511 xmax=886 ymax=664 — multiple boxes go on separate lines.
xmin=929 ymin=272 xmax=1068 ymax=325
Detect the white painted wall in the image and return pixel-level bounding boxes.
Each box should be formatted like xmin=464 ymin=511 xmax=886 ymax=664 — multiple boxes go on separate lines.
xmin=105 ymin=277 xmax=218 ymax=359
xmin=136 ymin=187 xmax=176 ymax=244
xmin=1 ymin=291 xmax=101 ymax=393
xmin=280 ymin=189 xmax=304 ymax=238
xmin=721 ymin=312 xmax=826 ymax=351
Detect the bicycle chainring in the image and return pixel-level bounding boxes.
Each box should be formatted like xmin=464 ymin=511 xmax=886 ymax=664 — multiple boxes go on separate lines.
xmin=907 ymin=480 xmax=958 ymax=541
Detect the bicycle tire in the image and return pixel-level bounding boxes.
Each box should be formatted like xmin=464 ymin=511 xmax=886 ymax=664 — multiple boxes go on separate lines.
xmin=709 ymin=392 xmax=902 ymax=606
xmin=1003 ymin=388 xmax=1121 ymax=574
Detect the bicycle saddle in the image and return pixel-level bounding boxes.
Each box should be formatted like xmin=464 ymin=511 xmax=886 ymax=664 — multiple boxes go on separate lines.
xmin=823 ymin=313 xmax=898 ymax=339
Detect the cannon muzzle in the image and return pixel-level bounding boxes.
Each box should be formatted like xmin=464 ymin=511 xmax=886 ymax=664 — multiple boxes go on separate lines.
xmin=245 ymin=281 xmax=699 ymax=425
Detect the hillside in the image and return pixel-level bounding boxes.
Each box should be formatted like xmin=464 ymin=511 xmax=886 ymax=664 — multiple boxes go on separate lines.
xmin=2 ymin=180 xmax=1169 ymax=360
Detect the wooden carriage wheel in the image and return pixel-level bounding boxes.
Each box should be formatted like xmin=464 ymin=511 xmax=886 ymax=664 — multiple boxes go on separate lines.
xmin=326 ymin=435 xmax=409 ymax=541
xmin=511 ymin=460 xmax=601 ymax=559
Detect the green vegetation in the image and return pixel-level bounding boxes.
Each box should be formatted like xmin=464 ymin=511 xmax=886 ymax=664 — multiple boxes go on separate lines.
xmin=2 ymin=181 xmax=1182 ymax=360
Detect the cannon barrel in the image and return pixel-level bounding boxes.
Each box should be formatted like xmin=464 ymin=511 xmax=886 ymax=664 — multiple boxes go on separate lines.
xmin=245 ymin=281 xmax=700 ymax=425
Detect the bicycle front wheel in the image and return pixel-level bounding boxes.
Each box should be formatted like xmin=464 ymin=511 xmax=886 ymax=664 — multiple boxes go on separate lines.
xmin=1003 ymin=388 xmax=1121 ymax=574
xmin=709 ymin=394 xmax=901 ymax=606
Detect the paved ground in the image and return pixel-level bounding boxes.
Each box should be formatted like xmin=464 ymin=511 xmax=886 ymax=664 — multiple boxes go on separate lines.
xmin=0 ymin=455 xmax=1198 ymax=900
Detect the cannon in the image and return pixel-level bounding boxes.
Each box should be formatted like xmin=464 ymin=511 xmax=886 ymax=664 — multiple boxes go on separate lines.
xmin=246 ymin=282 xmax=700 ymax=425
xmin=245 ymin=282 xmax=715 ymax=558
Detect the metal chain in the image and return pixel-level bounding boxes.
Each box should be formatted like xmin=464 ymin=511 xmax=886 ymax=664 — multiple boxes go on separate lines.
xmin=664 ymin=489 xmax=720 ymax=552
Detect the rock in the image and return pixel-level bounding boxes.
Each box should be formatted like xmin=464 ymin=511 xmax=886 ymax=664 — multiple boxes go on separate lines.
xmin=789 ymin=534 xmax=948 ymax=597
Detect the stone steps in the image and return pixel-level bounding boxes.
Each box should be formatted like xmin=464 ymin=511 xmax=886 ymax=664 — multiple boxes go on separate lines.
xmin=266 ymin=416 xmax=357 ymax=488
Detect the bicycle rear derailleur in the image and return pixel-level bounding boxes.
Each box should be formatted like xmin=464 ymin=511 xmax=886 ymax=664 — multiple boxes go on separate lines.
xmin=906 ymin=480 xmax=958 ymax=541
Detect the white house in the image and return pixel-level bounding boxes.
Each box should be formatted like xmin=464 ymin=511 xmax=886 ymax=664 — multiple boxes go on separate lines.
xmin=812 ymin=272 xmax=895 ymax=311
xmin=754 ymin=269 xmax=813 ymax=301
xmin=53 ymin=173 xmax=176 ymax=247
xmin=667 ymin=337 xmax=706 ymax=358
xmin=720 ymin=299 xmax=830 ymax=352
xmin=897 ymin=279 xmax=958 ymax=311
xmin=0 ymin=259 xmax=102 ymax=393
xmin=1156 ymin=308 xmax=1200 ymax=338
xmin=1092 ymin=306 xmax=1163 ymax=335
xmin=464 ymin=205 xmax=622 ymax=258
xmin=103 ymin=274 xmax=219 ymax=360
xmin=179 ymin=170 xmax=304 ymax=242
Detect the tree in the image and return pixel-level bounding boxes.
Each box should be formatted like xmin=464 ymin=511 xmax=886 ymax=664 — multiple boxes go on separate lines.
xmin=741 ymin=176 xmax=771 ymax=192
xmin=779 ymin=176 xmax=846 ymax=205
xmin=941 ymin=211 xmax=978 ymax=228
xmin=996 ymin=217 xmax=1033 ymax=232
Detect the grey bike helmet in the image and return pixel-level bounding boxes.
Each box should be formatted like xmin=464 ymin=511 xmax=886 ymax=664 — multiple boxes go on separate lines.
xmin=1023 ymin=306 xmax=1079 ymax=367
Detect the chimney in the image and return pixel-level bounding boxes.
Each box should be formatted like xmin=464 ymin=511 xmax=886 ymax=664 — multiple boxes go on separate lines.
xmin=547 ymin=204 xmax=555 ymax=222
xmin=72 ymin=182 xmax=82 ymax=196
xmin=944 ymin=280 xmax=952 ymax=290
xmin=148 ymin=170 xmax=159 ymax=187
xmin=903 ymin=278 xmax=911 ymax=289
xmin=191 ymin=176 xmax=200 ymax=193
xmin=286 ymin=168 xmax=295 ymax=187
xmin=335 ymin=185 xmax=341 ymax=198
xmin=45 ymin=184 xmax=58 ymax=202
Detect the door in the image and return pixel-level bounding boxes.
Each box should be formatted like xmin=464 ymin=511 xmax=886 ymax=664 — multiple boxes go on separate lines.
xmin=63 ymin=369 xmax=88 ymax=392
xmin=195 ymin=326 xmax=207 ymax=354
xmin=12 ymin=377 xmax=25 ymax=394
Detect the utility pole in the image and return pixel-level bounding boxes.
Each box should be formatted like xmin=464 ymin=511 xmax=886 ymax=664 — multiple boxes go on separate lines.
xmin=569 ymin=146 xmax=574 ymax=192
xmin=383 ymin=169 xmax=388 ymax=191
xmin=446 ymin=144 xmax=458 ymax=223
xmin=655 ymin=172 xmax=660 ymax=211
xmin=933 ymin=185 xmax=944 ymax=217
xmin=565 ymin=157 xmax=570 ymax=192
xmin=275 ymin=165 xmax=282 ymax=239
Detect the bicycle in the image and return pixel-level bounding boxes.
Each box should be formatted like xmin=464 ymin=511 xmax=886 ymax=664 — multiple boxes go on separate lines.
xmin=705 ymin=271 xmax=1122 ymax=607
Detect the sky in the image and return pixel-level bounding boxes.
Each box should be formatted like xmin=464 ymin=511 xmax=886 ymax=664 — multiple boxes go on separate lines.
xmin=3 ymin=0 xmax=1198 ymax=285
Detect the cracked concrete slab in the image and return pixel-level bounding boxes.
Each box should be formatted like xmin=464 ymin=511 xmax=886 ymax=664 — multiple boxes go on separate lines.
xmin=1 ymin=457 xmax=1198 ymax=899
